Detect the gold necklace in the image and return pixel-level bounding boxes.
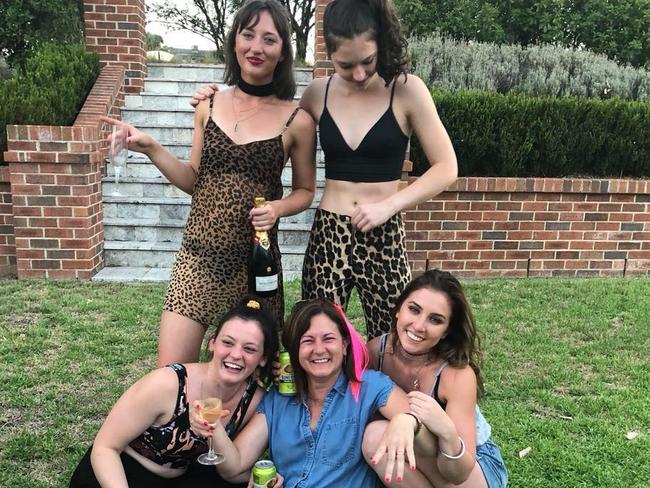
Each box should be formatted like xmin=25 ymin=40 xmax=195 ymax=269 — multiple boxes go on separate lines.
xmin=231 ymin=87 xmax=268 ymax=132
xmin=395 ymin=339 xmax=433 ymax=392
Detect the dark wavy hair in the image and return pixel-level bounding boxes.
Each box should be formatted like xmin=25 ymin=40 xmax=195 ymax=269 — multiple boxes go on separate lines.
xmin=224 ymin=0 xmax=296 ymax=100
xmin=209 ymin=295 xmax=279 ymax=386
xmin=323 ymin=0 xmax=409 ymax=85
xmin=390 ymin=269 xmax=485 ymax=398
xmin=282 ymin=298 xmax=357 ymax=401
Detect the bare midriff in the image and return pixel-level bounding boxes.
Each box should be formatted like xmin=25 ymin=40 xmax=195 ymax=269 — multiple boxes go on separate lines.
xmin=319 ymin=179 xmax=400 ymax=215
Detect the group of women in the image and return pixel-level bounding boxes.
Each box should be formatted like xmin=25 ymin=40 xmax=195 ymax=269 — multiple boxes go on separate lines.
xmin=73 ymin=0 xmax=508 ymax=487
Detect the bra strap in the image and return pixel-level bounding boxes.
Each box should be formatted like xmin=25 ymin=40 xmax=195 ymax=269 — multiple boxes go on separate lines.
xmin=389 ymin=78 xmax=398 ymax=106
xmin=224 ymin=377 xmax=258 ymax=438
xmin=377 ymin=333 xmax=388 ymax=371
xmin=324 ymin=75 xmax=333 ymax=108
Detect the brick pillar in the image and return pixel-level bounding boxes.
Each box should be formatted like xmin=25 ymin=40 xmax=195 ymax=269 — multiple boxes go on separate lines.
xmin=3 ymin=66 xmax=124 ymax=279
xmin=0 ymin=165 xmax=16 ymax=277
xmin=83 ymin=0 xmax=146 ymax=94
xmin=314 ymin=0 xmax=334 ymax=78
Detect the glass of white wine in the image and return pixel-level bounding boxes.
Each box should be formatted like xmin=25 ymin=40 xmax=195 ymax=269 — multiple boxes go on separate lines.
xmin=110 ymin=124 xmax=128 ymax=196
xmin=197 ymin=397 xmax=226 ymax=465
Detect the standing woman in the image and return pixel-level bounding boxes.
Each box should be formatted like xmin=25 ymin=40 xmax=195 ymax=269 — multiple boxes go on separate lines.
xmin=103 ymin=0 xmax=316 ymax=366
xmin=298 ymin=0 xmax=458 ymax=339
xmin=363 ymin=270 xmax=508 ymax=488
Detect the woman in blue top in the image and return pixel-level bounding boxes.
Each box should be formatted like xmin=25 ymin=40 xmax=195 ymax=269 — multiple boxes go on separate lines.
xmin=363 ymin=270 xmax=508 ymax=488
xmin=193 ymin=298 xmax=421 ymax=487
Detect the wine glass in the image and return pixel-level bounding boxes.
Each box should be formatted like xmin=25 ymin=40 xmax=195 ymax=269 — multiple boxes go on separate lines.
xmin=197 ymin=396 xmax=226 ymax=465
xmin=109 ymin=124 xmax=128 ymax=196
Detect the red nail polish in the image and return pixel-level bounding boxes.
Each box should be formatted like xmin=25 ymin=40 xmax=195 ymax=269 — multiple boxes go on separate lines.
xmin=371 ymin=459 xmax=377 ymax=465
xmin=410 ymin=465 xmax=416 ymax=471
xmin=385 ymin=478 xmax=391 ymax=483
xmin=397 ymin=476 xmax=402 ymax=482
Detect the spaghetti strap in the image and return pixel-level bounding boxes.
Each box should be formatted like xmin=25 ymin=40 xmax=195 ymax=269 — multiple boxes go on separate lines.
xmin=209 ymin=94 xmax=215 ymax=112
xmin=377 ymin=333 xmax=388 ymax=372
xmin=324 ymin=76 xmax=333 ymax=108
xmin=389 ymin=79 xmax=398 ymax=106
xmin=280 ymin=107 xmax=302 ymax=135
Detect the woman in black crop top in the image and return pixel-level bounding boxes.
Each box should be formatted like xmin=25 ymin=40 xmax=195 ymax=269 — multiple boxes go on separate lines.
xmin=297 ymin=0 xmax=458 ymax=340
xmin=69 ymin=298 xmax=279 ymax=488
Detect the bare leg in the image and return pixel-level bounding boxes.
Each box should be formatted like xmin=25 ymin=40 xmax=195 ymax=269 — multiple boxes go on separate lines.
xmin=157 ymin=311 xmax=206 ymax=367
xmin=363 ymin=420 xmax=489 ymax=488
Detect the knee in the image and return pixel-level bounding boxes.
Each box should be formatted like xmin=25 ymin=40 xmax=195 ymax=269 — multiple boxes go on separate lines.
xmin=362 ymin=420 xmax=388 ymax=462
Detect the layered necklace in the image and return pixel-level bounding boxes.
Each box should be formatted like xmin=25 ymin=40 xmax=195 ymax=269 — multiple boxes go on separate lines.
xmin=395 ymin=340 xmax=434 ymax=392
xmin=231 ymin=79 xmax=275 ymax=133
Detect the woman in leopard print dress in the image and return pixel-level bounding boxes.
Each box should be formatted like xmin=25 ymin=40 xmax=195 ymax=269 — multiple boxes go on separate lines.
xmin=102 ymin=0 xmax=316 ymax=366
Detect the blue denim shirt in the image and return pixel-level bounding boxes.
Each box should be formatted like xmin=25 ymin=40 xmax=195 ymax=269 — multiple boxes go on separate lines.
xmin=257 ymin=369 xmax=394 ymax=488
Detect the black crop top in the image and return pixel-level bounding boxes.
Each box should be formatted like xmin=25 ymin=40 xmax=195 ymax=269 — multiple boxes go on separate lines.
xmin=318 ymin=76 xmax=409 ymax=183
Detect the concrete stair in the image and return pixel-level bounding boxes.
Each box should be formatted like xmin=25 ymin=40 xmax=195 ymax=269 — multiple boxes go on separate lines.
xmin=94 ymin=63 xmax=319 ymax=282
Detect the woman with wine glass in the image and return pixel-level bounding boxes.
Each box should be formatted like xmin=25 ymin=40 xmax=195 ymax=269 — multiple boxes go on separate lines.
xmin=69 ymin=298 xmax=280 ymax=488
xmin=191 ymin=298 xmax=422 ymax=486
xmin=362 ymin=270 xmax=508 ymax=488
xmin=102 ymin=0 xmax=316 ymax=367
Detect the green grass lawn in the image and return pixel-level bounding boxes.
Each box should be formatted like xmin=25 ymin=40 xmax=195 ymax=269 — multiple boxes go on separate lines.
xmin=1 ymin=278 xmax=649 ymax=487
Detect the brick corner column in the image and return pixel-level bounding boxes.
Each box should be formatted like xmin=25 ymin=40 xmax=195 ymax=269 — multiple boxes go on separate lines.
xmin=313 ymin=0 xmax=334 ymax=78
xmin=83 ymin=0 xmax=146 ymax=94
xmin=4 ymin=126 xmax=104 ymax=279
xmin=0 ymin=164 xmax=16 ymax=277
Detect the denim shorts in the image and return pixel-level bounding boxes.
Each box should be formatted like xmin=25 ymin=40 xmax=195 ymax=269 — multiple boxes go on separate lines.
xmin=476 ymin=439 xmax=508 ymax=488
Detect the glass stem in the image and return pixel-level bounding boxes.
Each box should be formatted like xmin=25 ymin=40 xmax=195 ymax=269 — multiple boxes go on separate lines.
xmin=207 ymin=436 xmax=215 ymax=457
xmin=114 ymin=166 xmax=121 ymax=193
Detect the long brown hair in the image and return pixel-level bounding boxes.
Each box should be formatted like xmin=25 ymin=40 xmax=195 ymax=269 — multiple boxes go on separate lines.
xmin=282 ymin=299 xmax=357 ymax=401
xmin=390 ymin=269 xmax=485 ymax=398
xmin=323 ymin=0 xmax=409 ymax=85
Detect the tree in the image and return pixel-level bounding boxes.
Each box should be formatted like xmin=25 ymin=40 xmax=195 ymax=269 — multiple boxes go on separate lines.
xmin=146 ymin=32 xmax=164 ymax=51
xmin=395 ymin=0 xmax=649 ymax=68
xmin=0 ymin=0 xmax=84 ymax=67
xmin=148 ymin=0 xmax=230 ymax=58
xmin=151 ymin=0 xmax=315 ymax=63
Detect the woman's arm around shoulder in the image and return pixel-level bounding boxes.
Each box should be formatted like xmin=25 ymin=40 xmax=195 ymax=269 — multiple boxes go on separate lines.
xmin=90 ymin=367 xmax=179 ymax=488
xmin=299 ymin=76 xmax=328 ymax=123
xmin=383 ymin=73 xmax=458 ymax=214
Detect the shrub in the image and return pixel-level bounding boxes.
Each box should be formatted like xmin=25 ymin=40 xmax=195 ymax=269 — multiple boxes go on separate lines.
xmin=410 ymin=34 xmax=650 ymax=101
xmin=411 ymin=90 xmax=650 ymax=178
xmin=0 ymin=43 xmax=100 ymax=163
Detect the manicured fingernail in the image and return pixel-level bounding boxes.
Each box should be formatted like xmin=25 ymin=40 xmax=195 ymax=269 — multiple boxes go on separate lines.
xmin=397 ymin=476 xmax=402 ymax=482
xmin=371 ymin=458 xmax=377 ymax=465
xmin=410 ymin=465 xmax=416 ymax=471
xmin=385 ymin=477 xmax=391 ymax=483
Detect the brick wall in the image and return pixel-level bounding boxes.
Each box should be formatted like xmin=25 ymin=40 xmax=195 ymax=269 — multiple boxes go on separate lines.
xmin=83 ymin=0 xmax=146 ymax=94
xmin=0 ymin=166 xmax=15 ymax=277
xmin=404 ymin=177 xmax=650 ymax=278
xmin=313 ymin=0 xmax=334 ymax=78
xmin=2 ymin=66 xmax=125 ymax=279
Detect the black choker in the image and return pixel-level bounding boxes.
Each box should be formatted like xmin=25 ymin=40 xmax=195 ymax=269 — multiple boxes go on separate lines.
xmin=238 ymin=79 xmax=275 ymax=97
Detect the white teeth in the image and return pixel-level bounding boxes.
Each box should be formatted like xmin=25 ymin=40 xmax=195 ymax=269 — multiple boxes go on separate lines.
xmin=312 ymin=358 xmax=329 ymax=363
xmin=224 ymin=362 xmax=243 ymax=370
xmin=406 ymin=331 xmax=424 ymax=342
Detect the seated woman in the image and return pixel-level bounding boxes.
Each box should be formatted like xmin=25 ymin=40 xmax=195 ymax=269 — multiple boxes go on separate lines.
xmin=192 ymin=298 xmax=420 ymax=486
xmin=363 ymin=269 xmax=508 ymax=488
xmin=69 ymin=298 xmax=278 ymax=488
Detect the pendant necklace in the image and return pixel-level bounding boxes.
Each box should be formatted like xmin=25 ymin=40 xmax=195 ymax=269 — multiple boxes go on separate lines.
xmin=231 ymin=87 xmax=268 ymax=132
xmin=396 ymin=340 xmax=432 ymax=392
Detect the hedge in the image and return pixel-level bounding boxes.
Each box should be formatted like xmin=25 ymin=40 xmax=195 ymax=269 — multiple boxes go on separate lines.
xmin=0 ymin=43 xmax=100 ymax=163
xmin=411 ymin=90 xmax=650 ymax=178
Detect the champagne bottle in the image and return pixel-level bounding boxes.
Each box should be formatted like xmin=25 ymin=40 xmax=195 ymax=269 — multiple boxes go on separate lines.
xmin=248 ymin=197 xmax=279 ymax=297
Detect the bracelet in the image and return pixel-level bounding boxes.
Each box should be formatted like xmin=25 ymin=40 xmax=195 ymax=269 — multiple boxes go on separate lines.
xmin=440 ymin=437 xmax=465 ymax=460
xmin=403 ymin=412 xmax=422 ymax=436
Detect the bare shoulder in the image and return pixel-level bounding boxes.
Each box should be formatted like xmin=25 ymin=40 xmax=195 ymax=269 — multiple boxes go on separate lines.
xmin=394 ymin=73 xmax=431 ymax=100
xmin=128 ymin=365 xmax=179 ymax=399
xmin=441 ymin=364 xmax=477 ymax=394
xmin=300 ymin=76 xmax=328 ymax=115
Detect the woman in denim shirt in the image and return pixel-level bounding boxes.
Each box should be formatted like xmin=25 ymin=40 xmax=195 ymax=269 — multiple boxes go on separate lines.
xmin=194 ymin=298 xmax=420 ymax=487
xmin=363 ymin=270 xmax=508 ymax=488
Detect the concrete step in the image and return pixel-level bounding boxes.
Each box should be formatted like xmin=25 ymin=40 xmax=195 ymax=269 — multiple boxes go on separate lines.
xmin=146 ymin=63 xmax=313 ymax=84
xmin=105 ymin=157 xmax=325 ymax=181
xmin=104 ymin=217 xmax=312 ymax=246
xmin=143 ymin=78 xmax=308 ymax=98
xmin=103 ymin=195 xmax=318 ymax=224
xmin=103 ymin=240 xmax=306 ymax=273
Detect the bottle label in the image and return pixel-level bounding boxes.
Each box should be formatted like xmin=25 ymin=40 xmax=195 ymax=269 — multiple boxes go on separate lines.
xmin=255 ymin=274 xmax=278 ymax=292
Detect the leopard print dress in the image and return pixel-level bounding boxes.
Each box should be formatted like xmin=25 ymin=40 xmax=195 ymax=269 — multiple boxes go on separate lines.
xmin=163 ymin=101 xmax=300 ymax=330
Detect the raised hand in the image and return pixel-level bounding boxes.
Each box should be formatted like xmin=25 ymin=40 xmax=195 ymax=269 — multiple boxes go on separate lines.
xmin=100 ymin=116 xmax=157 ymax=156
xmin=190 ymin=83 xmax=220 ymax=108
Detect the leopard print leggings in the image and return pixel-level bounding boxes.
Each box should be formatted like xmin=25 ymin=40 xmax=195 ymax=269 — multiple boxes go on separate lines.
xmin=301 ymin=208 xmax=412 ymax=339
